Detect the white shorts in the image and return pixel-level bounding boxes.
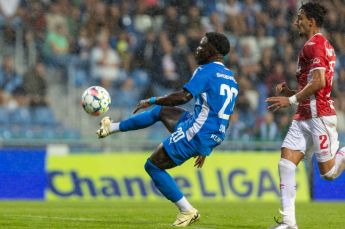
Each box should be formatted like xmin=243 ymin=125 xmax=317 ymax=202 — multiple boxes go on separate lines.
xmin=282 ymin=116 xmax=339 ymax=163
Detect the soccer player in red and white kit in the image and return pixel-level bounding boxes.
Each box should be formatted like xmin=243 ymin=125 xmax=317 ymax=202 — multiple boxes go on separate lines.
xmin=266 ymin=2 xmax=345 ymax=229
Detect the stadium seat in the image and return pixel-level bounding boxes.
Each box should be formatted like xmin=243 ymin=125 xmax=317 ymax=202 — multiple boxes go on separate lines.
xmin=31 ymin=106 xmax=57 ymax=126
xmin=0 ymin=125 xmax=12 ymax=139
xmin=63 ymin=128 xmax=81 ymax=139
xmin=9 ymin=107 xmax=32 ymax=125
xmin=0 ymin=107 xmax=9 ymax=124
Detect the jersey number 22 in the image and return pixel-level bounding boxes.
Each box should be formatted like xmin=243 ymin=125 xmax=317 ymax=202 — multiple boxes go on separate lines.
xmin=218 ymin=84 xmax=238 ymax=120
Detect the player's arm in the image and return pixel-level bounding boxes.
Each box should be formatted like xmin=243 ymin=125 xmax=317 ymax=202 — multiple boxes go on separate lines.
xmin=133 ymin=89 xmax=193 ymax=114
xmin=266 ymin=69 xmax=326 ymax=112
xmin=294 ymin=69 xmax=326 ymax=101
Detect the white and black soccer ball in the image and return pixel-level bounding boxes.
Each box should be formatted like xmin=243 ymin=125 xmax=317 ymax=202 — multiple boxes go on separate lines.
xmin=81 ymin=86 xmax=111 ymax=116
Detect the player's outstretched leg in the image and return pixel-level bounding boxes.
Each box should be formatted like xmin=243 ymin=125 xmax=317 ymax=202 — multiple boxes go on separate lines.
xmin=144 ymin=146 xmax=200 ymax=227
xmin=97 ymin=106 xmax=162 ymax=138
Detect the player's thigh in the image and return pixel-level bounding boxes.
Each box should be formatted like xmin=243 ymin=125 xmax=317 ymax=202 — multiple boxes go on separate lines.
xmin=281 ymin=120 xmax=310 ymax=164
xmin=311 ymin=116 xmax=339 ymax=174
xmin=149 ymin=143 xmax=177 ymax=170
xmin=159 ymin=106 xmax=187 ymax=133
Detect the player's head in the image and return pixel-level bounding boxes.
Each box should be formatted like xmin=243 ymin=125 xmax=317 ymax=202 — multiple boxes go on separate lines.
xmin=195 ymin=32 xmax=230 ymax=65
xmin=294 ymin=2 xmax=327 ymax=37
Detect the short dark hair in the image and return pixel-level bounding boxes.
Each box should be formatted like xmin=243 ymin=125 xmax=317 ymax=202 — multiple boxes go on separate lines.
xmin=300 ymin=2 xmax=327 ymax=27
xmin=205 ymin=32 xmax=230 ymax=56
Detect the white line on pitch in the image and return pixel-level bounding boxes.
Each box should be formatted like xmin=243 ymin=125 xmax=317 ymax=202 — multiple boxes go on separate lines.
xmin=3 ymin=214 xmax=102 ymax=222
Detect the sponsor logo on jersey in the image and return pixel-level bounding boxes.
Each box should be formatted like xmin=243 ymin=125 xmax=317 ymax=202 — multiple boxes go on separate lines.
xmin=216 ymin=73 xmax=236 ymax=82
xmin=210 ymin=134 xmax=222 ymax=143
xmin=312 ymin=58 xmax=320 ymax=64
xmin=316 ymin=151 xmax=330 ymax=159
xmin=326 ymin=47 xmax=335 ymax=57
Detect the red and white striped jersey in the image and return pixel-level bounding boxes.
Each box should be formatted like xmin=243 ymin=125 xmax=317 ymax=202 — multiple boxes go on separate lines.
xmin=294 ymin=33 xmax=336 ymax=120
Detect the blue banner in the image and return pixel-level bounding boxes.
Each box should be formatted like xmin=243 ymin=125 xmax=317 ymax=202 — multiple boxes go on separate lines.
xmin=0 ymin=148 xmax=46 ymax=199
xmin=312 ymin=155 xmax=345 ymax=200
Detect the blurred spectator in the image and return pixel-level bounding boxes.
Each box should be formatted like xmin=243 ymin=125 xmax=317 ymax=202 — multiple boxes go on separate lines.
xmin=238 ymin=40 xmax=260 ymax=79
xmin=256 ymin=47 xmax=272 ymax=116
xmin=90 ymin=29 xmax=121 ymax=89
xmin=133 ymin=2 xmax=153 ymax=33
xmin=258 ymin=111 xmax=279 ymax=141
xmin=162 ymin=5 xmax=184 ymax=43
xmin=228 ymin=109 xmax=249 ymax=141
xmin=7 ymin=86 xmax=29 ymax=110
xmin=23 ymin=62 xmax=48 ymax=107
xmin=45 ymin=2 xmax=68 ymax=33
xmin=277 ymin=113 xmax=291 ymax=140
xmin=0 ymin=0 xmax=21 ymax=46
xmin=185 ymin=6 xmax=202 ymax=29
xmin=152 ymin=32 xmax=190 ymax=95
xmin=334 ymin=68 xmax=345 ymax=112
xmin=265 ymin=60 xmax=285 ymax=97
xmin=224 ymin=0 xmax=241 ymax=17
xmin=202 ymin=12 xmax=222 ymax=32
xmin=172 ymin=33 xmax=194 ymax=88
xmin=106 ymin=3 xmax=122 ymax=40
xmin=21 ymin=1 xmax=46 ymax=51
xmin=0 ymin=56 xmax=22 ymax=105
xmin=116 ymin=31 xmax=132 ymax=71
xmin=83 ymin=1 xmax=107 ymax=45
xmin=242 ymin=0 xmax=261 ymax=35
xmin=43 ymin=23 xmax=70 ymax=70
xmin=132 ymin=29 xmax=157 ymax=71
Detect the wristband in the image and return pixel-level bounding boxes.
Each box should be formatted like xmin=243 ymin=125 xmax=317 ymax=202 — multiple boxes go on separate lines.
xmin=288 ymin=95 xmax=297 ymax=105
xmin=148 ymin=97 xmax=156 ymax=104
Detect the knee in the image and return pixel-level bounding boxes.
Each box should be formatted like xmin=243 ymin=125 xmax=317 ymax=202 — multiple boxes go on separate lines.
xmin=144 ymin=159 xmax=158 ymax=173
xmin=278 ymin=158 xmax=296 ymax=172
xmin=321 ymin=166 xmax=337 ymax=181
xmin=151 ymin=105 xmax=162 ymax=119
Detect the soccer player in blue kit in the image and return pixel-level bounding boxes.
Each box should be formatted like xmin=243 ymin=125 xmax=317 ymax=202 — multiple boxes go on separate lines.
xmin=97 ymin=32 xmax=238 ymax=227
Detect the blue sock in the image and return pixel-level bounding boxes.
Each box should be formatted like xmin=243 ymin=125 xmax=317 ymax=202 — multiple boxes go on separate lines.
xmin=144 ymin=159 xmax=183 ymax=202
xmin=119 ymin=106 xmax=162 ymax=132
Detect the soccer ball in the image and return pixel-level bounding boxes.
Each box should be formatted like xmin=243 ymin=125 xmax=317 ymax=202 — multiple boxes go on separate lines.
xmin=81 ymin=86 xmax=111 ymax=116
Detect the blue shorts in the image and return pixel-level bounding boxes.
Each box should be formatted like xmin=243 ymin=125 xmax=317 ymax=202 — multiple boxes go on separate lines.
xmin=162 ymin=112 xmax=200 ymax=166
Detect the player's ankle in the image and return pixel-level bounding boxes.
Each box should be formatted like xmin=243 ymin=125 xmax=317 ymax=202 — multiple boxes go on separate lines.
xmin=110 ymin=122 xmax=120 ymax=133
xmin=282 ymin=213 xmax=296 ymax=226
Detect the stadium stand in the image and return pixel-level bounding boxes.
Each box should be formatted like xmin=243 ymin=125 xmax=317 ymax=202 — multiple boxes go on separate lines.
xmin=0 ymin=0 xmax=344 ymax=151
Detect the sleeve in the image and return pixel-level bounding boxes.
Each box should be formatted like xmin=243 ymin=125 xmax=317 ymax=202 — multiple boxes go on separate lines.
xmin=304 ymin=42 xmax=327 ymax=71
xmin=183 ymin=67 xmax=209 ymax=97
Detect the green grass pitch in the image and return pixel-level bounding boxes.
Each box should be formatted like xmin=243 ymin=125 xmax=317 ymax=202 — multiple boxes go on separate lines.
xmin=0 ymin=201 xmax=344 ymax=228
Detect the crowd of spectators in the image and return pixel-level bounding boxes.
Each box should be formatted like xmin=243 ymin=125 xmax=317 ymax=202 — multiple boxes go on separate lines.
xmin=0 ymin=0 xmax=345 ymax=142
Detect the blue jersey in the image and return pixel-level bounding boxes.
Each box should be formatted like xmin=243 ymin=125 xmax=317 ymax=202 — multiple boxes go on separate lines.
xmin=163 ymin=61 xmax=238 ymax=164
xmin=181 ymin=61 xmax=238 ymax=154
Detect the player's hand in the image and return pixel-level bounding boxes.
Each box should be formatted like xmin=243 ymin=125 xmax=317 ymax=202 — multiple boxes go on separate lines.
xmin=266 ymin=96 xmax=290 ymax=112
xmin=194 ymin=155 xmax=206 ymax=168
xmin=275 ymin=82 xmax=286 ymax=95
xmin=276 ymin=82 xmax=293 ymax=96
xmin=133 ymin=99 xmax=152 ymax=114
